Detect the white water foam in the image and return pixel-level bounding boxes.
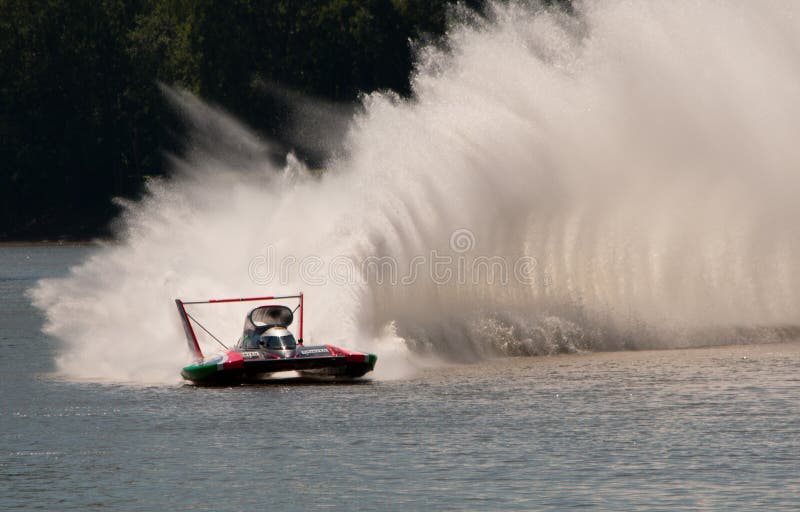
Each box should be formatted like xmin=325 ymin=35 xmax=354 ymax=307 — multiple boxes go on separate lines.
xmin=32 ymin=0 xmax=800 ymax=383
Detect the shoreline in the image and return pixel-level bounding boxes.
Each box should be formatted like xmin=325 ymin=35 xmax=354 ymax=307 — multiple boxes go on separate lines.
xmin=0 ymin=240 xmax=104 ymax=247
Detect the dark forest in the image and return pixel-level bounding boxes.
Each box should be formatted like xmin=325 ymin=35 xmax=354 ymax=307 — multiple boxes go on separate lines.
xmin=1 ymin=0 xmax=567 ymax=240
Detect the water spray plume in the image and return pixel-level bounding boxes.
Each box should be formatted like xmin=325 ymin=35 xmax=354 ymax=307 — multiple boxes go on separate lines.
xmin=32 ymin=1 xmax=800 ymax=383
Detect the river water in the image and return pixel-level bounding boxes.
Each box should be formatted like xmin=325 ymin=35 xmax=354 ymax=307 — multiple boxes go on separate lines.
xmin=2 ymin=246 xmax=799 ymax=511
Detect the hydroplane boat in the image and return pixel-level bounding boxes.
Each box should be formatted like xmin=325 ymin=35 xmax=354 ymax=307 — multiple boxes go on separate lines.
xmin=177 ymin=293 xmax=376 ymax=385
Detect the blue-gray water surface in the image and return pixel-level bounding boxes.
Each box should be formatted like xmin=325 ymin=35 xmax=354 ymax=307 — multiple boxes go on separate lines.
xmin=1 ymin=246 xmax=799 ymax=511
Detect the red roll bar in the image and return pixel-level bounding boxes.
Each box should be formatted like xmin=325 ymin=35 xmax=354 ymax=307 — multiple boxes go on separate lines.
xmin=176 ymin=292 xmax=305 ymax=360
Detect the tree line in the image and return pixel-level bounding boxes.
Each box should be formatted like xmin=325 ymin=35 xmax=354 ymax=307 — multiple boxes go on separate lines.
xmin=0 ymin=0 xmax=565 ymax=240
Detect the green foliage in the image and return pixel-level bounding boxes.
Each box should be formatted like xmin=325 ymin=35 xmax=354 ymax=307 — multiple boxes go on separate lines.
xmin=0 ymin=0 xmax=568 ymax=239
xmin=1 ymin=0 xmax=143 ymax=236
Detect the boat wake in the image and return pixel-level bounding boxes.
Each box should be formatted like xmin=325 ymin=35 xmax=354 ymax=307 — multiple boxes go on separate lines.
xmin=32 ymin=0 xmax=800 ymax=383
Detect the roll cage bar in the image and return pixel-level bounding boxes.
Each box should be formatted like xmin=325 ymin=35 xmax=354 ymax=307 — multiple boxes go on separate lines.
xmin=175 ymin=293 xmax=304 ymax=360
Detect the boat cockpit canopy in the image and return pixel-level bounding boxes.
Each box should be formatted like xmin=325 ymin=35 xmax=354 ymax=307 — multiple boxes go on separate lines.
xmin=242 ymin=329 xmax=297 ymax=350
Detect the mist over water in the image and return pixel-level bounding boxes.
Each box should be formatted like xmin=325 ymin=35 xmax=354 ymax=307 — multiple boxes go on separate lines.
xmin=32 ymin=0 xmax=800 ymax=383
